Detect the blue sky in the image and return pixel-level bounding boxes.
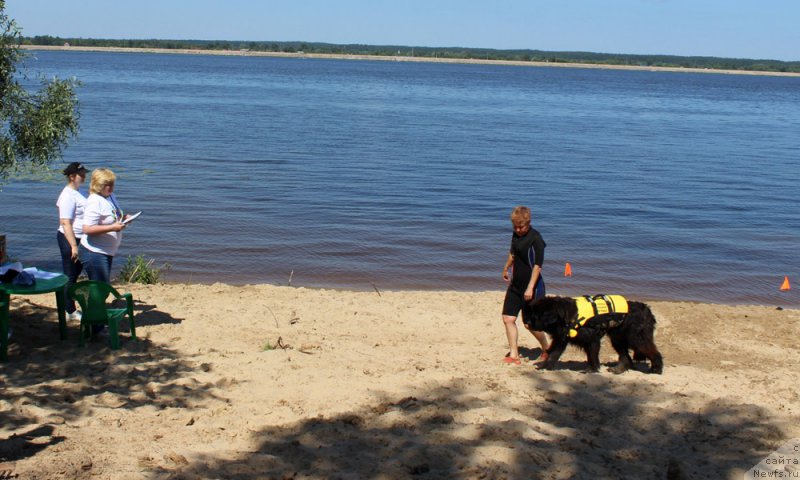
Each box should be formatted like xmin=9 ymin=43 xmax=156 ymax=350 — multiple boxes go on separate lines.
xmin=8 ymin=0 xmax=800 ymax=61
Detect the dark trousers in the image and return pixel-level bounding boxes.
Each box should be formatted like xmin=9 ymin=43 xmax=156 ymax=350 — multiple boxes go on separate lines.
xmin=57 ymin=231 xmax=83 ymax=314
xmin=77 ymin=244 xmax=114 ymax=334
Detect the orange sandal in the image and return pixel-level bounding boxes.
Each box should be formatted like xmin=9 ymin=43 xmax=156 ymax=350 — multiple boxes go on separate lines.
xmin=539 ymin=352 xmax=549 ymax=362
xmin=503 ymin=356 xmax=522 ymax=365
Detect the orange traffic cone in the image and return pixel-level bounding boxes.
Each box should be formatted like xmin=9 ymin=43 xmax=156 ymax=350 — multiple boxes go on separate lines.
xmin=780 ymin=276 xmax=791 ymax=291
xmin=564 ymin=263 xmax=572 ymax=277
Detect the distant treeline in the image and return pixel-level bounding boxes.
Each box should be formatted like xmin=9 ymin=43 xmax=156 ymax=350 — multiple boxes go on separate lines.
xmin=23 ymin=36 xmax=800 ymax=73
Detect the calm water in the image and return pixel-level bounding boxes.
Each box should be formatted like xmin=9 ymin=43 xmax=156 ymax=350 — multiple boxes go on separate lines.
xmin=1 ymin=50 xmax=799 ymax=306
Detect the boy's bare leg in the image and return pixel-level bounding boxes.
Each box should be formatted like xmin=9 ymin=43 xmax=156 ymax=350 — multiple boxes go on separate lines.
xmin=503 ymin=315 xmax=520 ymax=360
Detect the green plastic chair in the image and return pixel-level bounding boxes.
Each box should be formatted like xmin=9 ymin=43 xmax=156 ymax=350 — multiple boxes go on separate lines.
xmin=68 ymin=280 xmax=136 ymax=349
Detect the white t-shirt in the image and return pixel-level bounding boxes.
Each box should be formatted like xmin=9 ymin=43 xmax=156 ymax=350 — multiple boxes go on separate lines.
xmin=56 ymin=186 xmax=87 ymax=237
xmin=81 ymin=193 xmax=123 ymax=256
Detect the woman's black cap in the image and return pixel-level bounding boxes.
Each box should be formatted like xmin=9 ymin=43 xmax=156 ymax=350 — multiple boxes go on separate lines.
xmin=63 ymin=162 xmax=88 ymax=176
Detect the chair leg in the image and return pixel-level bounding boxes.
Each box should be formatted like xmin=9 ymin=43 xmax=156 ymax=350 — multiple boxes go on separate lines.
xmin=121 ymin=294 xmax=136 ymax=343
xmin=127 ymin=308 xmax=136 ymax=341
xmin=108 ymin=319 xmax=120 ymax=350
xmin=79 ymin=320 xmax=87 ymax=347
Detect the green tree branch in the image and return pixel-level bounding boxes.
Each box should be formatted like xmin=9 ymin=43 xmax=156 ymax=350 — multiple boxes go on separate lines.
xmin=0 ymin=0 xmax=80 ymax=183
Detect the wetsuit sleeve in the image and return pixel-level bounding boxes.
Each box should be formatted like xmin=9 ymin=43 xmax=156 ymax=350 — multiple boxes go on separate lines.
xmin=527 ymin=234 xmax=545 ymax=267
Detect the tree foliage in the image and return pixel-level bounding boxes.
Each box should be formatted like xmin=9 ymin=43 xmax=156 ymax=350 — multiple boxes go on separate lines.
xmin=0 ymin=1 xmax=80 ymax=182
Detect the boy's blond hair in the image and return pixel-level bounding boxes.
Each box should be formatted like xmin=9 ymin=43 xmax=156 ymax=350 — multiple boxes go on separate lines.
xmin=510 ymin=206 xmax=531 ymax=224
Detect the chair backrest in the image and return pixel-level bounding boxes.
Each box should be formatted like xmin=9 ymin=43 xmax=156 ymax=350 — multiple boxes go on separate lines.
xmin=68 ymin=281 xmax=119 ymax=324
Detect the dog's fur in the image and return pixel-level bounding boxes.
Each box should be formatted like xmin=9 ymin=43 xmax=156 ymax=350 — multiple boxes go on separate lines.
xmin=523 ymin=296 xmax=663 ymax=374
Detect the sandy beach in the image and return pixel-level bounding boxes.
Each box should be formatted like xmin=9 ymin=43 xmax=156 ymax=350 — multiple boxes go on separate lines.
xmin=1 ymin=282 xmax=798 ymax=479
xmin=21 ymin=45 xmax=800 ymax=78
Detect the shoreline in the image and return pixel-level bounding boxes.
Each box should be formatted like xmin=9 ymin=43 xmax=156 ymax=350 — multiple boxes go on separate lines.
xmin=153 ymin=279 xmax=800 ymax=309
xmin=21 ymin=44 xmax=800 ymax=77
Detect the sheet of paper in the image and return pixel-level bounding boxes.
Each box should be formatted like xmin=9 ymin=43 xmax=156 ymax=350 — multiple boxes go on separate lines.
xmin=25 ymin=268 xmax=61 ymax=280
xmin=0 ymin=262 xmax=23 ymax=275
xmin=122 ymin=211 xmax=142 ymax=225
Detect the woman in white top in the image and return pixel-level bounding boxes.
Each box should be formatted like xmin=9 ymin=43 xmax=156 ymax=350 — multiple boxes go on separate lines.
xmin=79 ymin=168 xmax=127 ymax=284
xmin=56 ymin=162 xmax=88 ymax=319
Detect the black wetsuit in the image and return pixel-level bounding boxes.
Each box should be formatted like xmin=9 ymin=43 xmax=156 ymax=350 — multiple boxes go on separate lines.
xmin=503 ymin=227 xmax=546 ymax=319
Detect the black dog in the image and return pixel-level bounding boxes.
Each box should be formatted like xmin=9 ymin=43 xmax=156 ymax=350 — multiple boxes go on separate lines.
xmin=524 ymin=295 xmax=663 ymax=374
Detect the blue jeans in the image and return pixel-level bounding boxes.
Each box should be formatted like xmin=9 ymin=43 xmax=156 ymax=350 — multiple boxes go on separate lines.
xmin=57 ymin=231 xmax=83 ymax=314
xmin=79 ymin=245 xmax=114 ymax=283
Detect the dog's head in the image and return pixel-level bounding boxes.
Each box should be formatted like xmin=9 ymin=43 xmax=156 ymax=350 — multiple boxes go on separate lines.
xmin=524 ymin=296 xmax=576 ymax=330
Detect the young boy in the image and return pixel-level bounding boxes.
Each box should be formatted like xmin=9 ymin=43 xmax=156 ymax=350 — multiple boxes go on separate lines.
xmin=501 ymin=206 xmax=550 ymax=364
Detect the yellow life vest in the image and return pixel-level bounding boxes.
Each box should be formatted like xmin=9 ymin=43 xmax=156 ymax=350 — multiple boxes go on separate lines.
xmin=569 ymin=295 xmax=629 ymax=338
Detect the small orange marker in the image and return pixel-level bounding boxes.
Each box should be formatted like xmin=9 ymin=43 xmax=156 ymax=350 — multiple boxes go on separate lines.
xmin=564 ymin=263 xmax=572 ymax=277
xmin=780 ymin=276 xmax=791 ymax=291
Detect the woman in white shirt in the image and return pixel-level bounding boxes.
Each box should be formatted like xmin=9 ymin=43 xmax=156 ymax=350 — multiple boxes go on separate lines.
xmin=56 ymin=162 xmax=88 ymax=319
xmin=79 ymin=168 xmax=127 ymax=283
